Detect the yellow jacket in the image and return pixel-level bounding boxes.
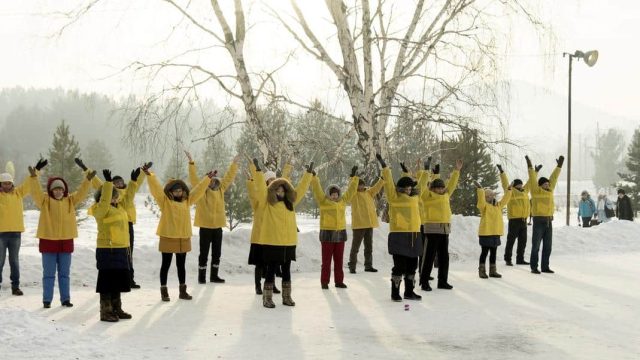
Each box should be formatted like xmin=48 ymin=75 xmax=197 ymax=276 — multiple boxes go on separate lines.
xmin=529 ymin=167 xmax=561 ymax=217
xmin=90 ymin=173 xmax=142 ymax=223
xmin=29 ymin=176 xmax=91 ymax=240
xmin=189 ymin=161 xmax=238 ymax=229
xmin=147 ymin=173 xmax=209 ymax=238
xmin=254 ymin=171 xmax=312 ymax=246
xmin=0 ymin=177 xmax=30 ymax=232
xmin=349 ymin=178 xmax=384 ymax=229
xmin=91 ymin=182 xmax=130 ymax=248
xmin=311 ymin=176 xmax=358 ymax=230
xmin=499 ymin=172 xmax=531 ymax=219
xmin=382 ymin=167 xmax=421 ymax=233
xmin=420 ymin=170 xmax=460 ymax=224
xmin=477 ymin=188 xmax=512 ymax=236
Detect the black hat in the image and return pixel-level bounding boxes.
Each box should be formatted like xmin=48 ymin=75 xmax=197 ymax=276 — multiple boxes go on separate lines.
xmin=430 ymin=178 xmax=446 ymax=189
xmin=538 ymin=177 xmax=549 ymax=186
xmin=396 ymin=176 xmax=417 ymax=189
xmin=513 ymin=179 xmax=523 ymax=187
xmin=617 ymin=188 xmax=625 ymax=194
xmin=358 ymin=178 xmax=366 ymax=186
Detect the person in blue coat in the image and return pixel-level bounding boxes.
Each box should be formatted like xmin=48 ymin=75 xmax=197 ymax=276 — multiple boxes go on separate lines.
xmin=577 ymin=190 xmax=596 ymax=227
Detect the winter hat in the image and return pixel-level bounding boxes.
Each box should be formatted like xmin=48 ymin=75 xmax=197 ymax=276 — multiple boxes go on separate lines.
xmin=617 ymin=189 xmax=625 ymax=195
xmin=112 ymin=175 xmax=124 ymax=182
xmin=430 ymin=178 xmax=446 ymax=189
xmin=326 ymin=185 xmax=341 ymax=196
xmin=264 ymin=171 xmax=277 ymax=182
xmin=396 ymin=176 xmax=417 ymax=189
xmin=170 ymin=182 xmax=184 ymax=192
xmin=50 ymin=179 xmax=65 ymax=190
xmin=538 ymin=177 xmax=549 ymax=186
xmin=512 ymin=179 xmax=523 ymax=187
xmin=0 ymin=172 xmax=13 ymax=183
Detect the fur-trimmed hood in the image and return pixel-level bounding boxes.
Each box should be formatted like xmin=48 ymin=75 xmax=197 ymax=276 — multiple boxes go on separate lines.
xmin=325 ymin=184 xmax=341 ymax=197
xmin=164 ymin=179 xmax=190 ymax=200
xmin=267 ymin=178 xmax=296 ymax=205
xmin=47 ymin=177 xmax=69 ymax=198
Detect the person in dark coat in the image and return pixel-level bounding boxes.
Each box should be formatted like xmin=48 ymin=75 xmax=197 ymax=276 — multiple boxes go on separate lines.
xmin=616 ymin=189 xmax=634 ymax=221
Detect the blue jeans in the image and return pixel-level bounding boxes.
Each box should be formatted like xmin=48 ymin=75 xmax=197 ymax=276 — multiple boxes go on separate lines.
xmin=0 ymin=232 xmax=21 ymax=289
xmin=42 ymin=252 xmax=72 ymax=303
xmin=530 ymin=218 xmax=553 ymax=271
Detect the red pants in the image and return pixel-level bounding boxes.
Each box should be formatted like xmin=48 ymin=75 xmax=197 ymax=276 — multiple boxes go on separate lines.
xmin=321 ymin=242 xmax=345 ymax=285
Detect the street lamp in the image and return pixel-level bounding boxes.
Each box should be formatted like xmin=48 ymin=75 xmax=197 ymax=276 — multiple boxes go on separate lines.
xmin=563 ymin=50 xmax=598 ymax=226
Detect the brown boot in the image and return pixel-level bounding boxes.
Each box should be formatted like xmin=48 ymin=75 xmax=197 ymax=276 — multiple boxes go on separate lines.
xmin=111 ymin=294 xmax=132 ymax=319
xmin=179 ymin=284 xmax=192 ymax=300
xmin=489 ymin=264 xmax=502 ymax=278
xmin=282 ymin=281 xmax=295 ymax=306
xmin=160 ymin=286 xmax=170 ymax=302
xmin=100 ymin=294 xmax=119 ymax=322
xmin=262 ymin=282 xmax=276 ymax=308
xmin=478 ymin=264 xmax=488 ymax=279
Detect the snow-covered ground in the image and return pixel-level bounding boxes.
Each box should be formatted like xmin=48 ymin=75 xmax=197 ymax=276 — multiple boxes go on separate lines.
xmin=1 ymin=193 xmax=639 ymax=359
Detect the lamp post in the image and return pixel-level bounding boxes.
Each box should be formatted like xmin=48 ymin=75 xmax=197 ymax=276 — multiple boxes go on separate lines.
xmin=563 ymin=50 xmax=598 ymax=226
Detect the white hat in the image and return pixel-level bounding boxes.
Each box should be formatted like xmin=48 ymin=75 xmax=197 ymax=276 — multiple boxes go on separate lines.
xmin=264 ymin=171 xmax=277 ymax=181
xmin=50 ymin=179 xmax=65 ymax=191
xmin=0 ymin=173 xmax=13 ymax=183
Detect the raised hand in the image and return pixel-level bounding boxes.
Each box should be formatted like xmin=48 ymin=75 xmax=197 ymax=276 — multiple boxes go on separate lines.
xmin=74 ymin=158 xmax=87 ymax=171
xmin=184 ymin=150 xmax=193 ymax=162
xmin=206 ymin=170 xmax=217 ymax=179
xmin=103 ymin=169 xmax=112 ymax=182
xmin=400 ymin=162 xmax=409 ymax=173
xmin=496 ymin=164 xmax=503 ymax=173
xmin=35 ymin=158 xmax=48 ymax=171
xmin=131 ymin=167 xmax=141 ymax=181
xmin=424 ymin=156 xmax=432 ymax=171
xmin=375 ymin=153 xmax=387 ymax=168
xmin=433 ymin=164 xmax=440 ymax=175
xmin=556 ymin=155 xmax=565 ymax=168
xmin=28 ymin=166 xmax=36 ymax=177
xmin=350 ymin=165 xmax=358 ymax=177
xmin=252 ymin=158 xmax=261 ymax=172
xmin=525 ymin=155 xmax=533 ymax=169
xmin=305 ymin=161 xmax=315 ymax=174
xmin=535 ymin=164 xmax=543 ymax=172
xmin=87 ymin=170 xmax=97 ymax=181
xmin=455 ymin=159 xmax=463 ymax=170
xmin=142 ymin=162 xmax=153 ymax=175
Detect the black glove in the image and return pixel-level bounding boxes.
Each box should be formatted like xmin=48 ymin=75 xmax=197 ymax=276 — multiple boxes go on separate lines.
xmin=400 ymin=162 xmax=408 ymax=173
xmin=424 ymin=156 xmax=432 ymax=171
xmin=103 ymin=169 xmax=112 ymax=182
xmin=142 ymin=161 xmax=153 ymax=175
xmin=350 ymin=165 xmax=358 ymax=177
xmin=433 ymin=164 xmax=440 ymax=175
xmin=525 ymin=155 xmax=532 ymax=169
xmin=87 ymin=170 xmax=97 ymax=180
xmin=74 ymin=158 xmax=87 ymax=171
xmin=535 ymin=164 xmax=543 ymax=172
xmin=306 ymin=161 xmax=315 ymax=174
xmin=131 ymin=168 xmax=141 ymax=181
xmin=473 ymin=180 xmax=482 ymax=189
xmin=556 ymin=155 xmax=565 ymax=168
xmin=35 ymin=158 xmax=48 ymax=171
xmin=252 ymin=158 xmax=261 ymax=172
xmin=375 ymin=153 xmax=387 ymax=168
xmin=496 ymin=164 xmax=503 ymax=173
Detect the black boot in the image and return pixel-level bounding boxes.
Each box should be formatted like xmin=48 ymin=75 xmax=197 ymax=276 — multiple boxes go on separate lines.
xmin=403 ymin=275 xmax=422 ymax=300
xmin=198 ymin=267 xmax=206 ymax=284
xmin=273 ymin=283 xmax=281 ymax=294
xmin=254 ymin=267 xmax=263 ymax=295
xmin=391 ymin=276 xmax=402 ymax=302
xmin=111 ymin=293 xmax=132 ymax=319
xmin=100 ymin=294 xmax=118 ymax=322
xmin=210 ymin=264 xmax=225 ymax=283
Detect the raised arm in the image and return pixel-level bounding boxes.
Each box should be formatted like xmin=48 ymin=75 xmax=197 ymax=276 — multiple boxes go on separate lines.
xmin=549 ymin=155 xmax=564 ymax=190
xmin=476 ymin=187 xmax=486 ymax=210
xmin=367 ymin=177 xmax=385 ymax=196
xmin=27 ymin=166 xmax=45 ymax=208
xmin=498 ymin=189 xmax=513 ymax=208
xmin=188 ymin=174 xmax=214 ymax=205
xmin=498 ymin=165 xmax=509 ymax=192
xmin=311 ymin=175 xmax=326 ymax=206
xmin=220 ymin=156 xmax=239 ymax=192
xmin=446 ymin=161 xmax=462 ymax=195
xmin=93 ymin=171 xmax=114 ymax=219
xmin=70 ymin=176 xmax=92 ymax=206
xmin=293 ymin=163 xmax=314 ymax=207
xmin=342 ymin=169 xmax=359 ymax=203
xmin=146 ymin=172 xmax=165 ymax=203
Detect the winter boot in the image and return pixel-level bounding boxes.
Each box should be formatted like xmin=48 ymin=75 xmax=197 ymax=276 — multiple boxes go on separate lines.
xmin=198 ymin=266 xmax=207 ymax=284
xmin=282 ymin=281 xmax=295 ymax=306
xmin=100 ymin=294 xmax=119 ymax=322
xmin=11 ymin=287 xmax=23 ymax=296
xmin=179 ymin=284 xmax=193 ymax=300
xmin=210 ymin=264 xmax=226 ymax=283
xmin=273 ymin=283 xmax=281 ymax=294
xmin=437 ymin=282 xmax=453 ymax=290
xmin=403 ymin=275 xmax=422 ymax=300
xmin=62 ymin=300 xmax=74 ymax=307
xmin=111 ymin=294 xmax=132 ymax=319
xmin=262 ymin=282 xmax=276 ymax=308
xmin=160 ymin=286 xmax=170 ymax=301
xmin=391 ymin=275 xmax=402 ymax=302
xmin=505 ymin=260 xmax=513 ymax=266
xmin=364 ymin=267 xmax=378 ymax=272
xmin=254 ymin=269 xmax=263 ymax=295
xmin=489 ymin=264 xmax=502 ymax=278
xmin=478 ymin=264 xmax=488 ymax=279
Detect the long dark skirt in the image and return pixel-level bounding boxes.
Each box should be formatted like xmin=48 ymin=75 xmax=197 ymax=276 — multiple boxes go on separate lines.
xmin=262 ymin=245 xmax=296 ymax=263
xmin=96 ymin=248 xmax=131 ymax=293
xmin=248 ymin=243 xmax=264 ymax=265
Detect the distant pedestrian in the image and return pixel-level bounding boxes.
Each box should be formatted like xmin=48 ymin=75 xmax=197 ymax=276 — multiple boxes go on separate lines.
xmin=577 ymin=190 xmax=597 ymax=227
xmin=596 ymin=190 xmax=615 ymax=223
xmin=616 ymin=189 xmax=634 ymax=221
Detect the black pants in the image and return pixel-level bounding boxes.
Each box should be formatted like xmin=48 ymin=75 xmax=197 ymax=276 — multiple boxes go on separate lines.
xmin=198 ymin=228 xmax=223 ymax=267
xmin=480 ymin=246 xmax=497 ymax=264
xmin=128 ymin=222 xmax=135 ymax=282
xmin=160 ymin=253 xmax=186 ymax=286
xmin=581 ymin=217 xmax=591 ymax=227
xmin=504 ymin=219 xmax=527 ymax=262
xmin=264 ymin=261 xmax=291 ymax=283
xmin=421 ymin=233 xmax=449 ymax=285
xmin=391 ymin=255 xmax=418 ymax=277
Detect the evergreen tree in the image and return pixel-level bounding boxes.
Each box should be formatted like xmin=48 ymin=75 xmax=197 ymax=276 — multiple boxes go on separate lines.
xmin=163 ymin=146 xmax=187 ymax=180
xmin=84 ymin=139 xmax=114 ymax=173
xmin=388 ymin=107 xmax=439 ymax=179
xmin=440 ymin=129 xmax=499 ymax=216
xmin=47 ymin=120 xmax=83 ymax=191
xmin=592 ymin=128 xmax=625 ymax=189
xmin=618 ymin=128 xmax=640 ymax=213
xmin=200 ymin=137 xmax=232 ymax=173
xmin=225 ymin=179 xmax=253 ymax=231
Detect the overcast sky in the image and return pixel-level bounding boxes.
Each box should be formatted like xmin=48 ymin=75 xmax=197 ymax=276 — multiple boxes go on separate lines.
xmin=0 ymin=0 xmax=637 ymax=122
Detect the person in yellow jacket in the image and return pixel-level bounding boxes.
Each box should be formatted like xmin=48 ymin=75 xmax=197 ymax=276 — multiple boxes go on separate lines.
xmin=311 ymin=166 xmax=359 ymax=289
xmin=185 ymin=151 xmax=240 ymax=284
xmin=347 ymin=174 xmax=384 ymax=274
xmin=90 ymin=169 xmax=134 ymax=322
xmin=419 ymin=159 xmax=462 ymax=292
xmin=0 ymin=170 xmax=32 ymax=296
xmin=144 ymin=164 xmax=213 ymax=302
xmin=28 ymin=159 xmax=94 ymax=308
xmin=527 ymin=155 xmax=563 ymax=274
xmin=375 ymin=154 xmax=422 ymax=302
xmin=78 ymin=157 xmax=145 ymax=289
xmin=474 ymin=177 xmax=512 ymax=279
xmin=498 ymin=163 xmax=538 ymax=266
xmin=251 ymin=158 xmax=313 ymax=308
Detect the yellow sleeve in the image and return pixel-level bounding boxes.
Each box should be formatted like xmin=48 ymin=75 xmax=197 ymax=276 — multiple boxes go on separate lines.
xmin=342 ymin=176 xmax=359 ymax=203
xmin=549 ymin=167 xmax=562 ymax=190
xmin=89 ymin=169 xmax=103 ymax=190
xmin=71 ymin=178 xmax=91 ymax=206
xmin=15 ymin=176 xmax=31 ymax=198
xmin=188 ymin=162 xmax=199 ymax=187
xmin=476 ymin=188 xmax=486 ymax=210
xmin=311 ymin=176 xmax=326 ymax=205
xmin=417 ymin=170 xmax=430 ymax=192
xmin=293 ymin=172 xmax=313 ymax=207
xmin=135 ymin=170 xmax=147 ymax=186
xmin=124 ymin=180 xmax=139 ymax=208
xmin=499 ymin=172 xmax=509 ymax=192
xmin=28 ymin=175 xmax=45 ymax=209
xmin=282 ymin=163 xmax=293 ymax=181
xmin=382 ymin=167 xmax=397 ymax=202
xmin=220 ymin=162 xmax=238 ymax=192
xmin=188 ymin=176 xmax=211 ymax=205
xmin=254 ymin=171 xmax=267 ymax=200
xmin=446 ymin=170 xmax=460 ymax=195
xmin=147 ymin=173 xmax=166 ymax=202
xmin=527 ymin=168 xmax=538 ymax=194
xmin=498 ymin=189 xmax=512 ymax=208
xmin=367 ymin=178 xmax=385 ymax=196
xmin=93 ymin=181 xmax=113 ymax=219
xmin=246 ymin=179 xmax=258 ymax=210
